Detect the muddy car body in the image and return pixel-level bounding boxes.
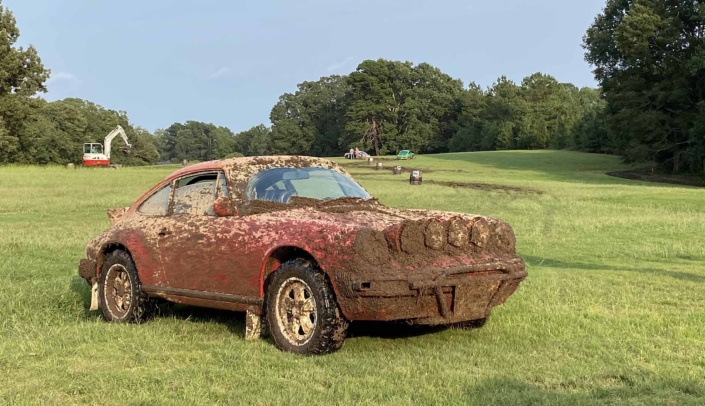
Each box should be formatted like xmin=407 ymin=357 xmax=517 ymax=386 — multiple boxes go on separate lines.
xmin=79 ymin=156 xmax=526 ymax=354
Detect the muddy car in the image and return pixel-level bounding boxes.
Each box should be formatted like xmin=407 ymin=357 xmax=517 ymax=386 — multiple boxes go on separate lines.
xmin=78 ymin=156 xmax=526 ymax=355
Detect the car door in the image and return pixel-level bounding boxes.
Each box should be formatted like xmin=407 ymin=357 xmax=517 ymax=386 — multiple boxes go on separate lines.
xmin=123 ymin=182 xmax=173 ymax=287
xmin=157 ymin=171 xmax=252 ymax=296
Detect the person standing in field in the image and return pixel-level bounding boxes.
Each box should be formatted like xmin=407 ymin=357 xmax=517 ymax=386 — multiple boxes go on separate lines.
xmin=349 ymin=148 xmax=354 ymax=160
xmin=354 ymin=147 xmax=360 ymax=159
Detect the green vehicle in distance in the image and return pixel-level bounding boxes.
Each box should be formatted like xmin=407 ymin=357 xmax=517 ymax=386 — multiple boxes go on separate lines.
xmin=397 ymin=150 xmax=415 ymax=160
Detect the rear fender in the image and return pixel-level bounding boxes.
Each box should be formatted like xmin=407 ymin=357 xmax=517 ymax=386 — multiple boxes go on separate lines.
xmin=107 ymin=207 xmax=129 ymax=226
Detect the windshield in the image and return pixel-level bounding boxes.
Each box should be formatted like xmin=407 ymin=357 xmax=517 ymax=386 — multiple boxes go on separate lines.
xmin=400 ymin=150 xmax=409 ymax=154
xmin=246 ymin=167 xmax=370 ymax=203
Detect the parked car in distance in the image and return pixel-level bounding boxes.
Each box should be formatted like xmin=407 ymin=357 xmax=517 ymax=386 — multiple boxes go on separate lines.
xmin=397 ymin=150 xmax=415 ymax=160
xmin=344 ymin=151 xmax=369 ymax=159
xmin=78 ymin=156 xmax=526 ymax=355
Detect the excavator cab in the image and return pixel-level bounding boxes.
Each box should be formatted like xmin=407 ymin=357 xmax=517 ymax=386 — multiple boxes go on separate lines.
xmin=83 ymin=143 xmax=103 ymax=155
xmin=82 ymin=143 xmax=110 ymax=166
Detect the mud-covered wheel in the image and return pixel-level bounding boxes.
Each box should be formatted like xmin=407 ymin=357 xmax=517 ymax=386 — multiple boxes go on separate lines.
xmin=451 ymin=317 xmax=488 ymax=330
xmin=265 ymin=260 xmax=349 ymax=355
xmin=98 ymin=250 xmax=153 ymax=323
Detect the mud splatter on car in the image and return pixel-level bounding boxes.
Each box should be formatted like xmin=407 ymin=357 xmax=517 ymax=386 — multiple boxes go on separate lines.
xmin=78 ymin=156 xmax=527 ymax=355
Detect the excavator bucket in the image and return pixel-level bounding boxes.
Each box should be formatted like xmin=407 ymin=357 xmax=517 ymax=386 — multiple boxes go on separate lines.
xmin=120 ymin=146 xmax=131 ymax=155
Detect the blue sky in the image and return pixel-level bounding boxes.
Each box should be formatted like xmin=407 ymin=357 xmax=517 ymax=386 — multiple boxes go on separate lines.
xmin=8 ymin=0 xmax=606 ymax=133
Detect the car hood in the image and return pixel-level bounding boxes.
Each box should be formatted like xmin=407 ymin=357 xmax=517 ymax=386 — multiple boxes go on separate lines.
xmin=243 ymin=198 xmax=469 ymax=228
xmin=243 ymin=197 xmax=517 ymax=259
xmin=244 ymin=198 xmax=520 ymax=279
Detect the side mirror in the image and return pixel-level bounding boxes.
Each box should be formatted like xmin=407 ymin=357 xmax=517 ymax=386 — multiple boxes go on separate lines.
xmin=213 ymin=197 xmax=238 ymax=217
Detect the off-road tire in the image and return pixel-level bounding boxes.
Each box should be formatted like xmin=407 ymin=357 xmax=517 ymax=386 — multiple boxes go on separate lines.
xmin=451 ymin=317 xmax=488 ymax=330
xmin=265 ymin=260 xmax=348 ymax=355
xmin=98 ymin=250 xmax=153 ymax=323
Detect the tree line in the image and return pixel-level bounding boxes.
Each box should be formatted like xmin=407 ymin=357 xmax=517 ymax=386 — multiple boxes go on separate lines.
xmin=181 ymin=64 xmax=607 ymax=161
xmin=0 ymin=3 xmax=157 ymax=166
xmin=1 ymin=0 xmax=703 ymax=173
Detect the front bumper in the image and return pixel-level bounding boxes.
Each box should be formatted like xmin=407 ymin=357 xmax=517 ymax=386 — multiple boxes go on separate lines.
xmin=336 ymin=258 xmax=526 ymax=324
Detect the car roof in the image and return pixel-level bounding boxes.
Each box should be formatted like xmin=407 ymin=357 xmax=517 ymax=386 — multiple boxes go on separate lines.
xmin=131 ymin=155 xmax=352 ymax=213
xmin=164 ymin=156 xmax=338 ymax=181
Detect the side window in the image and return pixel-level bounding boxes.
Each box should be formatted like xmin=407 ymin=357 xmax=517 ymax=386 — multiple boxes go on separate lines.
xmin=138 ymin=184 xmax=171 ymax=216
xmin=173 ymin=172 xmax=228 ymax=216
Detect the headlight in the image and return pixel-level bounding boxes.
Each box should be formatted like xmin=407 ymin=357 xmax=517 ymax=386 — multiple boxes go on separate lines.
xmin=354 ymin=228 xmax=391 ymax=266
xmin=400 ymin=221 xmax=426 ymax=253
xmin=488 ymin=220 xmax=517 ymax=254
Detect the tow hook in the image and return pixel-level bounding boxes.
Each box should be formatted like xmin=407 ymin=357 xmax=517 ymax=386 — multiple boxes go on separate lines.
xmin=89 ymin=281 xmax=99 ymax=311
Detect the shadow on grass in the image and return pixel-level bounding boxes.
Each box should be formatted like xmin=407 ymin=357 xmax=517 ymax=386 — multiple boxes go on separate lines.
xmin=69 ymin=276 xmax=246 ymax=335
xmin=347 ymin=321 xmax=447 ymax=339
xmin=160 ymin=309 xmax=450 ymax=342
xmin=160 ymin=304 xmax=246 ymax=336
xmin=69 ymin=276 xmax=94 ymax=319
xmin=524 ymin=256 xmax=705 ymax=283
xmin=464 ymin=376 xmax=704 ymax=405
xmin=70 ymin=277 xmax=452 ymax=341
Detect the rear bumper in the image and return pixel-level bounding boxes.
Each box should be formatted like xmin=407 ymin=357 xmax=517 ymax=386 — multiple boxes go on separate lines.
xmin=336 ymin=258 xmax=526 ymax=324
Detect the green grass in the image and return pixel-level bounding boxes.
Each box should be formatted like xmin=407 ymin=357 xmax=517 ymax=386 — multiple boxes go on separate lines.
xmin=1 ymin=150 xmax=704 ymax=405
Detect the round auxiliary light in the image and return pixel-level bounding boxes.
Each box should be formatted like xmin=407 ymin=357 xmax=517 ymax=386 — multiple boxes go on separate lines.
xmin=470 ymin=218 xmax=490 ymax=248
xmin=425 ymin=220 xmax=446 ymax=250
xmin=448 ymin=218 xmax=470 ymax=247
xmin=354 ymin=228 xmax=390 ymax=266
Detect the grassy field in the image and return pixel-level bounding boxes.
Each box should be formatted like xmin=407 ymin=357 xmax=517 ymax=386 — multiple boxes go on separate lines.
xmin=1 ymin=150 xmax=704 ymax=405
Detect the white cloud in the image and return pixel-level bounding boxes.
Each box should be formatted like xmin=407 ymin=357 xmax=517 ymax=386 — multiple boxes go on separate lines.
xmin=326 ymin=57 xmax=354 ymax=72
xmin=209 ymin=67 xmax=231 ymax=79
xmin=47 ymin=72 xmax=78 ymax=84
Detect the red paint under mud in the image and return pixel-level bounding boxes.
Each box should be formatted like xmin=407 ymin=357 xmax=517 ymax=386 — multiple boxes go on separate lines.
xmin=79 ymin=156 xmax=527 ymax=325
xmin=82 ymin=158 xmax=110 ymax=166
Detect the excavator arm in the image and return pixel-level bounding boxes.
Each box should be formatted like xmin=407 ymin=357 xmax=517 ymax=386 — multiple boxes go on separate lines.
xmin=103 ymin=125 xmax=132 ymax=159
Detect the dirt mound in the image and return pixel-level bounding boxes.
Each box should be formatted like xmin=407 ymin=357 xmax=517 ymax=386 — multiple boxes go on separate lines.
xmin=606 ymin=168 xmax=705 ymax=187
xmin=426 ymin=180 xmax=543 ymax=194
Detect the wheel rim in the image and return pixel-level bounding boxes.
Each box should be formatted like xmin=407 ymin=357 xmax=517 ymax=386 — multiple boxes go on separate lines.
xmin=105 ymin=264 xmax=131 ymax=317
xmin=274 ymin=277 xmax=317 ymax=346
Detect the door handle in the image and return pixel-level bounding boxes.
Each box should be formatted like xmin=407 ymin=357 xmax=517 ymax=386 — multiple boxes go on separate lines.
xmin=158 ymin=228 xmax=171 ymax=237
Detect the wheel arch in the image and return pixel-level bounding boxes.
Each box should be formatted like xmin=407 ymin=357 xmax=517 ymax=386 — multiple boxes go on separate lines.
xmin=96 ymin=242 xmax=134 ymax=274
xmin=259 ymin=245 xmax=321 ymax=296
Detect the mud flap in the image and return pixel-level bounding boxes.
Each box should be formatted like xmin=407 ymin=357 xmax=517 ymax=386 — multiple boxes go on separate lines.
xmin=89 ymin=282 xmax=99 ymax=311
xmin=245 ymin=307 xmax=262 ymax=340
